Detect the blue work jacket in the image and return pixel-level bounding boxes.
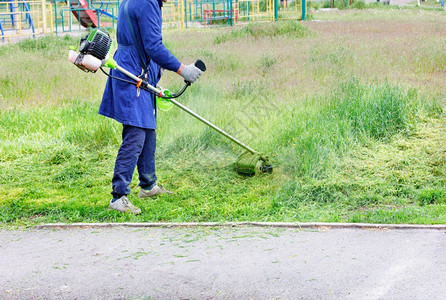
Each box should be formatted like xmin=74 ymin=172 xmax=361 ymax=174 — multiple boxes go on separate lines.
xmin=99 ymin=0 xmax=181 ymax=129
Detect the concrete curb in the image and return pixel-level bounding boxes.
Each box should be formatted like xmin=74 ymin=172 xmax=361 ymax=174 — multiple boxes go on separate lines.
xmin=33 ymin=222 xmax=446 ymax=230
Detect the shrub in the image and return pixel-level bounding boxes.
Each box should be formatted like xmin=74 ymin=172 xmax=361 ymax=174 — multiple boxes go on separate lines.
xmin=351 ymin=0 xmax=366 ymax=9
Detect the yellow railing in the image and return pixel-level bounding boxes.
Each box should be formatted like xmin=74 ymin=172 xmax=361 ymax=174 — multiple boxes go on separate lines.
xmin=0 ymin=0 xmax=53 ymax=42
xmin=162 ymin=0 xmax=185 ymax=29
xmin=235 ymin=0 xmax=274 ymax=24
xmin=278 ymin=0 xmax=302 ymax=20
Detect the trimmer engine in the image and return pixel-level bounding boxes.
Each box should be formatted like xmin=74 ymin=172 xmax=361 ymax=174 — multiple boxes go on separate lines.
xmin=69 ymin=29 xmax=112 ymax=72
xmin=79 ymin=30 xmax=112 ymax=60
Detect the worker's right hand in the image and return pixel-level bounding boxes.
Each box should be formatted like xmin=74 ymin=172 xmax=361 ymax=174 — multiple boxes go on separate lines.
xmin=179 ymin=63 xmax=202 ymax=83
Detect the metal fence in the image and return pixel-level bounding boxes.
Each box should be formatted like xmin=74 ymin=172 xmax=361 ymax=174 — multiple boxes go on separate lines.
xmin=237 ymin=0 xmax=274 ymax=23
xmin=163 ymin=0 xmax=185 ymax=29
xmin=183 ymin=0 xmax=275 ymax=27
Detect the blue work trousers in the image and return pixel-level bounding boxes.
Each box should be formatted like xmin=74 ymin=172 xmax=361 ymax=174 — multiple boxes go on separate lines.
xmin=112 ymin=124 xmax=157 ymax=198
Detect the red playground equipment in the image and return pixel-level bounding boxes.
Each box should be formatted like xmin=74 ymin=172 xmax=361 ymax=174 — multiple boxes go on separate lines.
xmin=68 ymin=0 xmax=99 ymax=28
xmin=203 ymin=2 xmax=238 ymax=26
xmin=52 ymin=0 xmax=118 ymax=33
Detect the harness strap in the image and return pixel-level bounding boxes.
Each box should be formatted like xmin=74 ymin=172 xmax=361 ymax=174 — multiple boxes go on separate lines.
xmin=123 ymin=0 xmax=150 ymax=76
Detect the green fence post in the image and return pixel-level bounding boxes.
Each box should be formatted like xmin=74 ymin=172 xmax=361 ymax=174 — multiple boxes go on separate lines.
xmin=274 ymin=0 xmax=278 ymax=21
xmin=184 ymin=0 xmax=187 ymax=28
xmin=54 ymin=0 xmax=58 ymax=34
xmin=302 ymin=0 xmax=306 ymax=20
xmin=229 ymin=0 xmax=233 ymax=26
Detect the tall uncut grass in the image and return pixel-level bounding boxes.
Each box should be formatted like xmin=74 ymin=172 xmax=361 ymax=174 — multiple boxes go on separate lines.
xmin=214 ymin=21 xmax=312 ymax=44
xmin=1 ymin=11 xmax=445 ymax=225
xmin=275 ymin=78 xmax=423 ymax=178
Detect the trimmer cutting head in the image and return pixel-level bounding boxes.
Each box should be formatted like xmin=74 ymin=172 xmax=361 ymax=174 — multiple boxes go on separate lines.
xmin=236 ymin=151 xmax=273 ymax=176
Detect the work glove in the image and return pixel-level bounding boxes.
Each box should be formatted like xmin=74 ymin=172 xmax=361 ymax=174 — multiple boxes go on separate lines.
xmin=180 ymin=63 xmax=202 ymax=83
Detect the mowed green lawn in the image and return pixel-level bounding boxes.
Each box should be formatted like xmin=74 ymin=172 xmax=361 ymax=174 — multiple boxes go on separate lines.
xmin=1 ymin=7 xmax=445 ymax=226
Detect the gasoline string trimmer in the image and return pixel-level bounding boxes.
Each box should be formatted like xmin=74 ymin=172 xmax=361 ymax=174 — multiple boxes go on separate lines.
xmin=68 ymin=29 xmax=273 ymax=175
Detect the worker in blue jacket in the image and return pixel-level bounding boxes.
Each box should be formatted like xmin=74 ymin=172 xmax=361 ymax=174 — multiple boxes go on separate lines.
xmin=100 ymin=0 xmax=202 ymax=214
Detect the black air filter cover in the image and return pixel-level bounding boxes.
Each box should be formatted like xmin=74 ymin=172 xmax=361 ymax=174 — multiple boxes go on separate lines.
xmin=79 ymin=29 xmax=112 ymax=60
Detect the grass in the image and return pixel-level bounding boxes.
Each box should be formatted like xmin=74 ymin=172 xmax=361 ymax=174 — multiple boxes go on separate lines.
xmin=214 ymin=21 xmax=312 ymax=44
xmin=1 ymin=8 xmax=446 ymax=226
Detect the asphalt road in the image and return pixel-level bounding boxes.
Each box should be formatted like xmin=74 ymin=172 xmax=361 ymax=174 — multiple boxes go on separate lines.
xmin=1 ymin=226 xmax=445 ymax=299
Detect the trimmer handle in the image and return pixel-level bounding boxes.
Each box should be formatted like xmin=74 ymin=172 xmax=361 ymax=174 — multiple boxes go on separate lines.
xmin=195 ymin=59 xmax=206 ymax=72
xmin=184 ymin=59 xmax=206 ymax=87
xmin=163 ymin=59 xmax=206 ymax=99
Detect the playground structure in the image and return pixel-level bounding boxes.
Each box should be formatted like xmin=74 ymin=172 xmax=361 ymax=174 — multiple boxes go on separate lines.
xmin=184 ymin=0 xmax=303 ymax=27
xmin=0 ymin=0 xmax=306 ymax=42
xmin=185 ymin=0 xmax=299 ymax=27
xmin=162 ymin=0 xmax=185 ymax=29
xmin=183 ymin=0 xmax=237 ymax=27
xmin=52 ymin=0 xmax=186 ymax=33
xmin=52 ymin=0 xmax=119 ymax=33
xmin=236 ymin=0 xmax=274 ymax=23
xmin=0 ymin=0 xmax=53 ymax=42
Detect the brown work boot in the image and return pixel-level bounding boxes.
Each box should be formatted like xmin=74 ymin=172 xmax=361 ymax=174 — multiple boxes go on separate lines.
xmin=138 ymin=184 xmax=173 ymax=198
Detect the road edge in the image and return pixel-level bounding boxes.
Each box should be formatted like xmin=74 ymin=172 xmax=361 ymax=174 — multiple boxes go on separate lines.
xmin=32 ymin=222 xmax=446 ymax=230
